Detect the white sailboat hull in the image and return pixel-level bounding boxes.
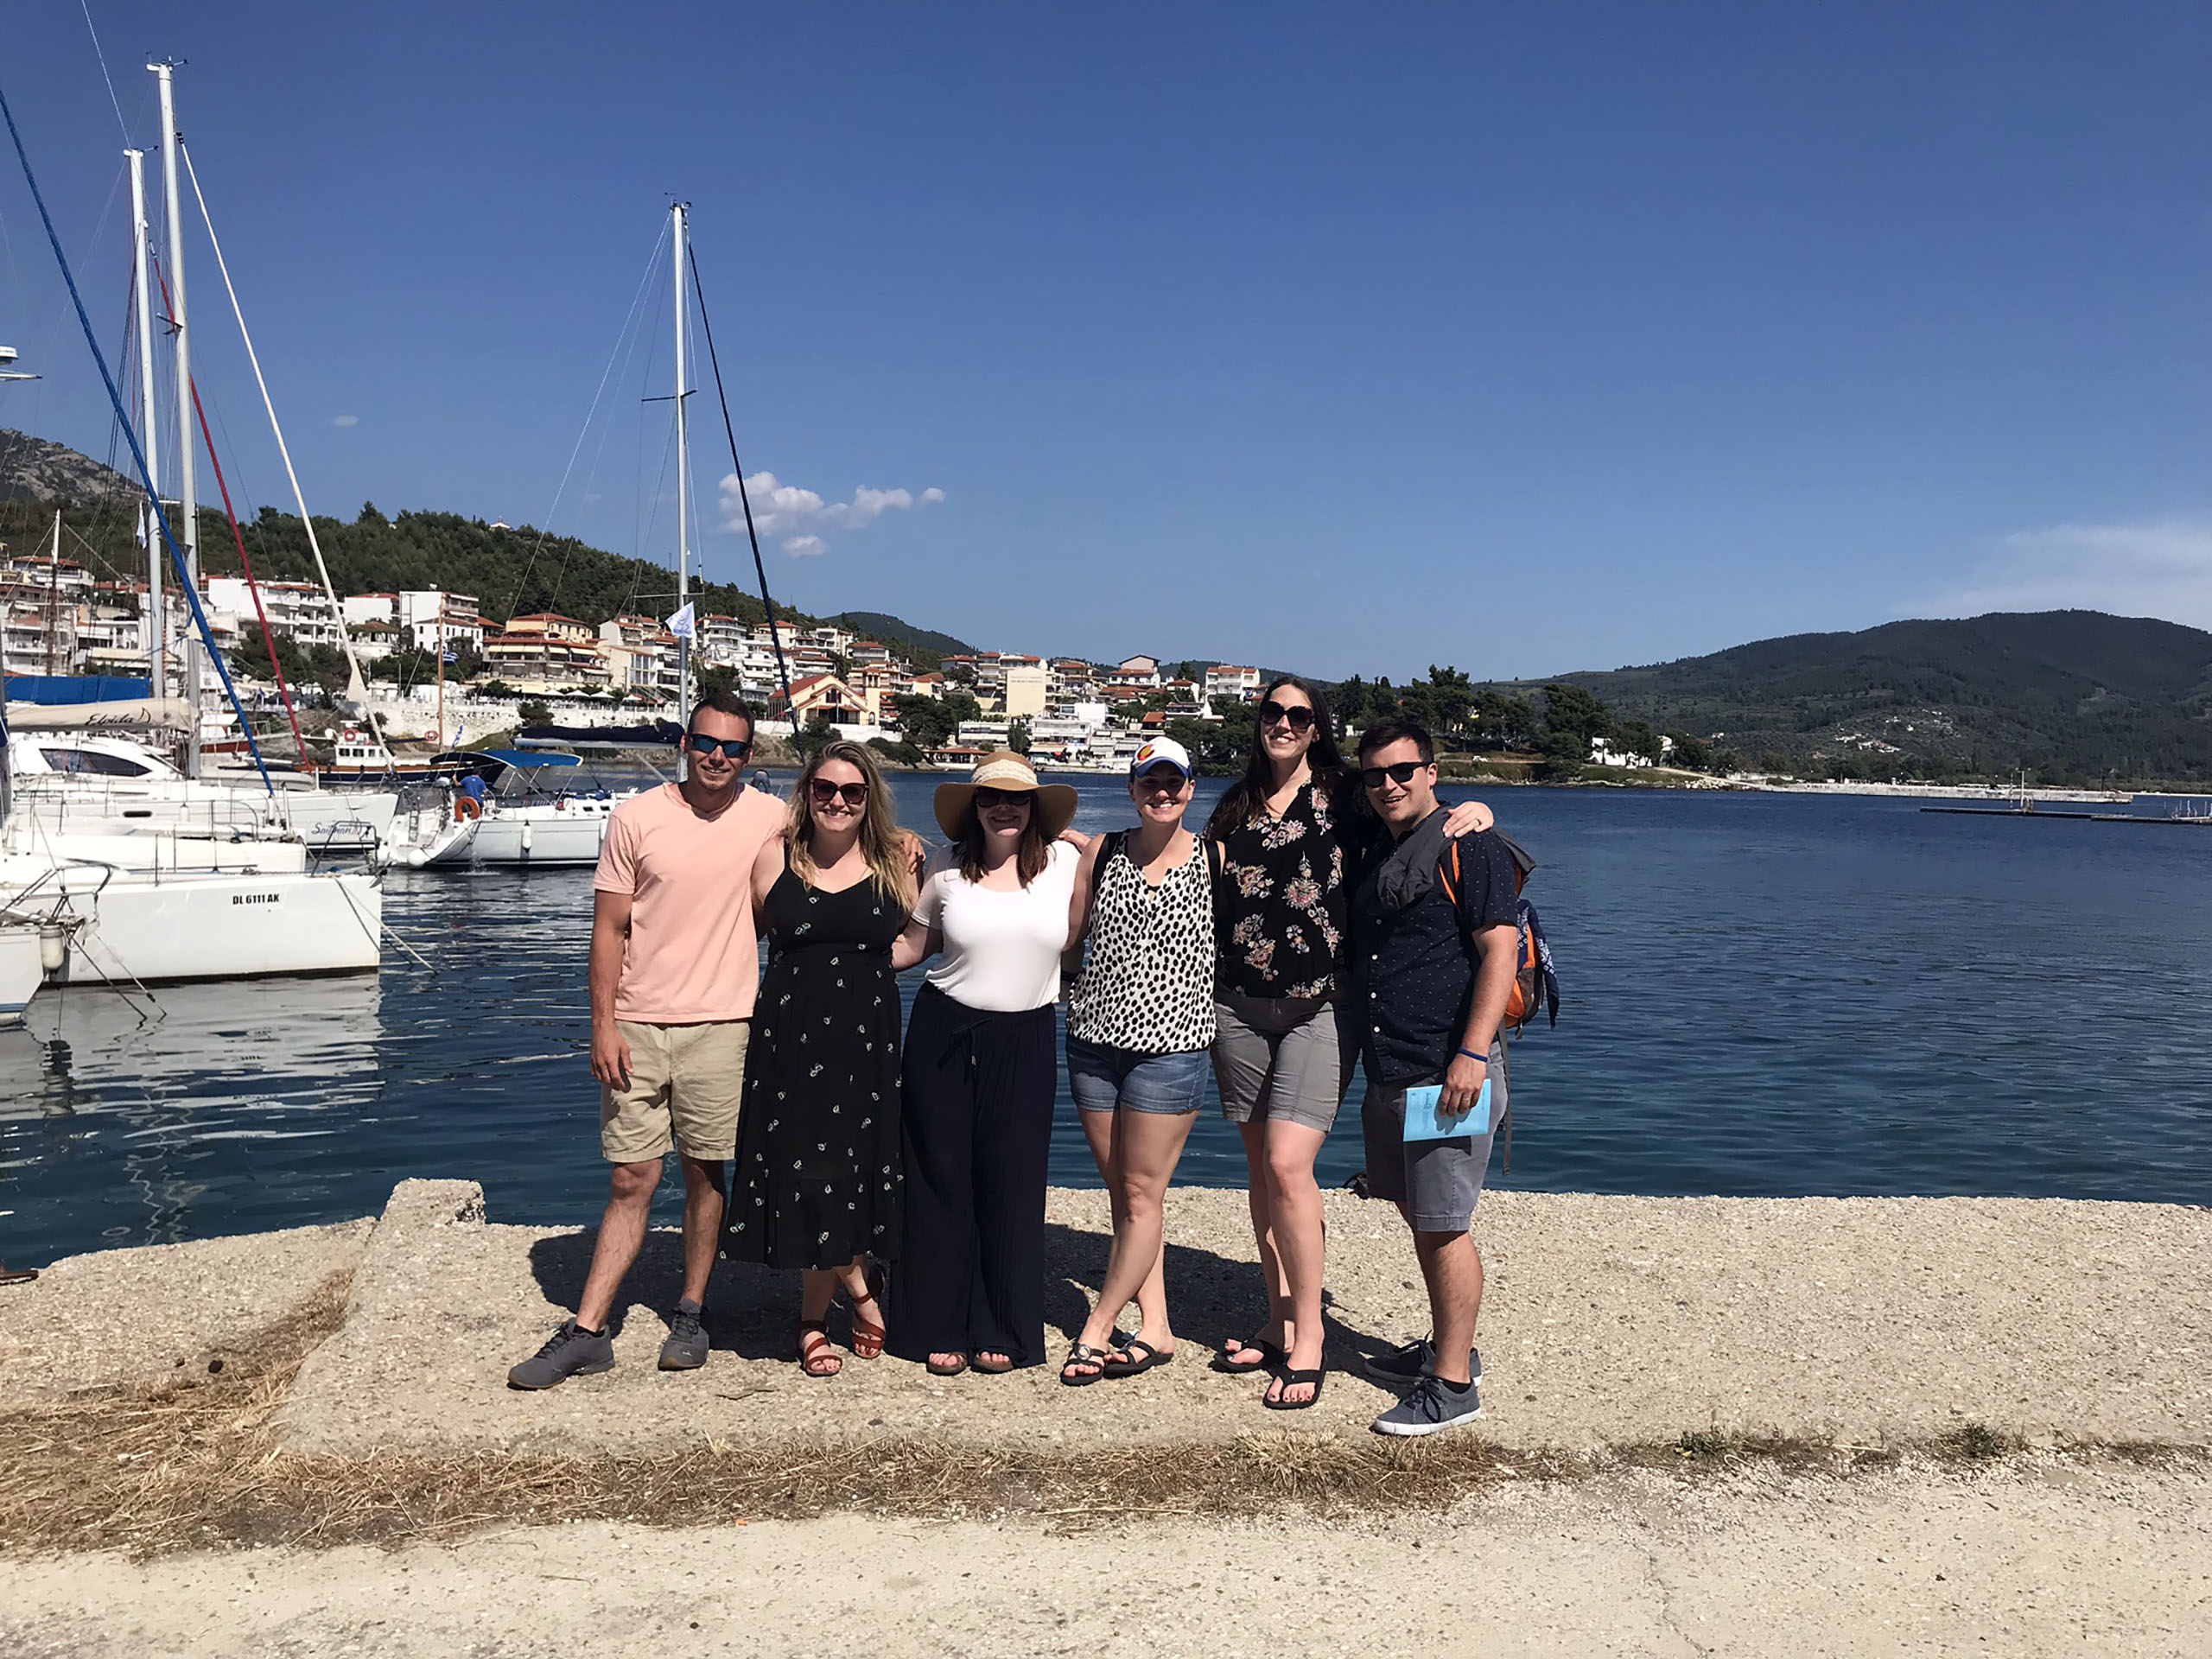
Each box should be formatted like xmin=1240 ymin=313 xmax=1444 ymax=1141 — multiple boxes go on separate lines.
xmin=0 ymin=926 xmax=42 ymax=1022
xmin=459 ymin=799 xmax=619 ymax=867
xmin=26 ymin=866 xmax=383 ymax=984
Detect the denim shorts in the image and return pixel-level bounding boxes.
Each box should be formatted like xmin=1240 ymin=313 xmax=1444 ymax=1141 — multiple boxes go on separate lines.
xmin=1065 ymin=1037 xmax=1211 ymax=1116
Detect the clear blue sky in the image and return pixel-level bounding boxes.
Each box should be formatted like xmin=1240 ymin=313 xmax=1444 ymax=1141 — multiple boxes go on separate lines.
xmin=3 ymin=3 xmax=2207 ymax=680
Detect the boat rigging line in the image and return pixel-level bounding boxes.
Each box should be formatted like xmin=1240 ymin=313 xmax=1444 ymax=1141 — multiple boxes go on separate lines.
xmin=686 ymin=240 xmax=800 ymax=749
xmin=180 ymin=140 xmax=384 ymax=750
xmin=0 ymin=73 xmax=274 ymax=793
xmin=157 ymin=260 xmax=308 ymax=760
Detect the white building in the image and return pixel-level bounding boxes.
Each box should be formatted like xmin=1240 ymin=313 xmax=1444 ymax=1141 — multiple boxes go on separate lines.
xmin=1001 ymin=663 xmax=1048 ymax=718
xmin=1204 ymin=664 xmax=1261 ymax=702
xmin=397 ymin=590 xmax=484 ymax=652
xmin=206 ymin=577 xmax=345 ymax=649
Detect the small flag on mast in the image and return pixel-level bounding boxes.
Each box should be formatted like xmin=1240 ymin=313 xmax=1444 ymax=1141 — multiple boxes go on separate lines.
xmin=664 ymin=602 xmax=696 ymax=639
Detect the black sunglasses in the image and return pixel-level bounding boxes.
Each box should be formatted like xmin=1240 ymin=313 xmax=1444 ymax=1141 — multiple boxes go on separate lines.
xmin=1360 ymin=760 xmax=1427 ymax=790
xmin=974 ymin=785 xmax=1033 ymax=810
xmin=809 ymin=779 xmax=868 ymax=807
xmin=1259 ymin=701 xmax=1315 ymax=731
xmin=688 ymin=734 xmax=753 ymax=760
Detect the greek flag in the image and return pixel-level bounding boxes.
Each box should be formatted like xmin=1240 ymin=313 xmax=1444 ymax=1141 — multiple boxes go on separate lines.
xmin=442 ymin=650 xmax=458 ymax=664
xmin=664 ymin=602 xmax=696 ymax=639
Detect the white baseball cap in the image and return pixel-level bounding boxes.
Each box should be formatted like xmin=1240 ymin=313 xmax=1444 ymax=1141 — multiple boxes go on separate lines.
xmin=1130 ymin=735 xmax=1193 ymax=779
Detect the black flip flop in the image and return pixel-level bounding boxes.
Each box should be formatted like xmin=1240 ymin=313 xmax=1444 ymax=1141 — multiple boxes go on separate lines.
xmin=1263 ymin=1366 xmax=1326 ymax=1411
xmin=1211 ymin=1338 xmax=1285 ymax=1375
xmin=925 ymin=1353 xmax=969 ymax=1377
xmin=1102 ymin=1337 xmax=1174 ymax=1378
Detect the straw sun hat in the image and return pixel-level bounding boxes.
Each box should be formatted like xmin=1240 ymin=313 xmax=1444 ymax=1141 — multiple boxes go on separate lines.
xmin=933 ymin=749 xmax=1080 ymax=841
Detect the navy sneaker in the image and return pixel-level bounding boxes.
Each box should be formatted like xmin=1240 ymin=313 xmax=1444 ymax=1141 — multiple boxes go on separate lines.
xmin=507 ymin=1320 xmax=615 ymax=1389
xmin=1370 ymin=1371 xmax=1484 ymax=1437
xmin=1362 ymin=1338 xmax=1483 ymax=1390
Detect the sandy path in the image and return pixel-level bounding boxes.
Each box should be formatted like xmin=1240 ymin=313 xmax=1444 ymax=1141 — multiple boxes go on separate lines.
xmin=3 ymin=1461 xmax=2208 ymax=1656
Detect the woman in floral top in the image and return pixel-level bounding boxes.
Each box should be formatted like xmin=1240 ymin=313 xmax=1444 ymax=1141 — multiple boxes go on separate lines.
xmin=1203 ymin=676 xmax=1489 ymax=1409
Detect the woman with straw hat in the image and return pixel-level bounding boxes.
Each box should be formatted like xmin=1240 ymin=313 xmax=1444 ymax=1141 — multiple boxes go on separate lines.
xmin=886 ymin=750 xmax=1083 ymax=1376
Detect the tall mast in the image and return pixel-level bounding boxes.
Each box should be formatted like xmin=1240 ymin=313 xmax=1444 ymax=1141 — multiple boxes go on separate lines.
xmin=154 ymin=62 xmax=201 ymax=775
xmin=670 ymin=202 xmax=692 ymax=738
xmin=125 ymin=148 xmax=164 ymax=694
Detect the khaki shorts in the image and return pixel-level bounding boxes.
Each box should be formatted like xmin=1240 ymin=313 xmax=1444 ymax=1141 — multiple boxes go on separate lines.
xmin=600 ymin=1019 xmax=749 ymax=1164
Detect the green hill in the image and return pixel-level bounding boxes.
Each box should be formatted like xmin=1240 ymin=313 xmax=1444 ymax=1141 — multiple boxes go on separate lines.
xmin=828 ymin=611 xmax=973 ymax=672
xmin=1544 ymin=611 xmax=2212 ymax=785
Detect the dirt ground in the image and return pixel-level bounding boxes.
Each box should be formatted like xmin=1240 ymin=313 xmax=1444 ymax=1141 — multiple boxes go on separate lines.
xmin=3 ymin=1179 xmax=2209 ymax=1656
xmin=3 ymin=1461 xmax=2209 ymax=1656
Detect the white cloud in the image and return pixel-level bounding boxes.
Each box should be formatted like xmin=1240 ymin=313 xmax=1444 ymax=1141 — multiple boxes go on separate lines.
xmin=1926 ymin=519 xmax=2212 ymax=630
xmin=332 ymin=414 xmax=358 ymax=428
xmin=715 ymin=469 xmax=944 ymax=557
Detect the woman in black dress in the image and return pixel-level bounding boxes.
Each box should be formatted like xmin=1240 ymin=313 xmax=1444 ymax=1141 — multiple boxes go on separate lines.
xmin=725 ymin=741 xmax=926 ymax=1376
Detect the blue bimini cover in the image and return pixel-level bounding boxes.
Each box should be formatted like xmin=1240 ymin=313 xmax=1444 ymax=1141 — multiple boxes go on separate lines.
xmin=3 ymin=674 xmax=156 ymax=705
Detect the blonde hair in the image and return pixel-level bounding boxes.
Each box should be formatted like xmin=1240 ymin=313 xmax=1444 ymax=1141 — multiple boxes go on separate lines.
xmin=786 ymin=741 xmax=916 ymax=912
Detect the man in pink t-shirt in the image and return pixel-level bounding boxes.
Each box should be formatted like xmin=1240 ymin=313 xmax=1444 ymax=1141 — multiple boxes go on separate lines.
xmin=510 ymin=693 xmax=786 ymax=1389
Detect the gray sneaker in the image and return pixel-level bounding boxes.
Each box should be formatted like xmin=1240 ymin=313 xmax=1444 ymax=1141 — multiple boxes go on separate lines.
xmin=1363 ymin=1338 xmax=1484 ymax=1389
xmin=658 ymin=1300 xmax=709 ymax=1371
xmin=507 ymin=1319 xmax=615 ymax=1390
xmin=1370 ymin=1372 xmax=1484 ymax=1437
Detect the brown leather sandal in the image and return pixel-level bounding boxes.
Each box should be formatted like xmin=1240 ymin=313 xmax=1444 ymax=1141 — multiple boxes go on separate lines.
xmin=796 ymin=1319 xmax=842 ymax=1377
xmin=845 ymin=1275 xmax=887 ymax=1360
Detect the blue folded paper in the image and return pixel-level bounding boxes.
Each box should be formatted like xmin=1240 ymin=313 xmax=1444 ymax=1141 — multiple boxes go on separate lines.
xmin=1402 ymin=1079 xmax=1491 ymax=1141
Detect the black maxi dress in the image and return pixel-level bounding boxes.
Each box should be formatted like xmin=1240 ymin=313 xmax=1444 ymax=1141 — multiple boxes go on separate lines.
xmin=723 ymin=865 xmax=905 ymax=1269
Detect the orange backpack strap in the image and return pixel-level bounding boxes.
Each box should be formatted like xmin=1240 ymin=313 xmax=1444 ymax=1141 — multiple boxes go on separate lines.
xmin=1437 ymin=838 xmax=1462 ymax=909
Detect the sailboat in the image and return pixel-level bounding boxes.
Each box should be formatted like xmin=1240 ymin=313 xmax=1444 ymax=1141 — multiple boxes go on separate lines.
xmin=0 ymin=62 xmax=385 ymax=989
xmin=377 ymin=203 xmax=704 ymax=871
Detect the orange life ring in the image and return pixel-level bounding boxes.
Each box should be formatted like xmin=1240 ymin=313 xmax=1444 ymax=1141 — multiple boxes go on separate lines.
xmin=454 ymin=795 xmax=484 ymax=822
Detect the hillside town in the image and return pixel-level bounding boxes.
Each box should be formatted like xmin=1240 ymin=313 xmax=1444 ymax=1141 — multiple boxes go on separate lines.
xmin=0 ymin=537 xmax=1268 ymax=768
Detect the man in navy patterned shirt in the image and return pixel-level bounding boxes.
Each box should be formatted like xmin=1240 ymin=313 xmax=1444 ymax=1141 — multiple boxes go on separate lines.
xmin=1345 ymin=719 xmax=1522 ymax=1436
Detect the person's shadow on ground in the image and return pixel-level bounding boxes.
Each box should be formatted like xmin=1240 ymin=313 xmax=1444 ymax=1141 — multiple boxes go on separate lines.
xmin=524 ymin=1213 xmax=1401 ymax=1370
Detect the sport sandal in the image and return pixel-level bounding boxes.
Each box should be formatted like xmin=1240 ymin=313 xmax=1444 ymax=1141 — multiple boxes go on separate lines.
xmin=1059 ymin=1341 xmax=1112 ymax=1387
xmin=1102 ymin=1338 xmax=1174 ymax=1378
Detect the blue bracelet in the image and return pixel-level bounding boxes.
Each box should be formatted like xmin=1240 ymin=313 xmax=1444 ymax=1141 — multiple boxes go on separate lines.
xmin=1458 ymin=1046 xmax=1490 ymax=1063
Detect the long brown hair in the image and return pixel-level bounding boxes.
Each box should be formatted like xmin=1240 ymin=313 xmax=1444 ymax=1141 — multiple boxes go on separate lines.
xmin=786 ymin=741 xmax=916 ymax=912
xmin=1205 ymin=674 xmax=1351 ymax=836
xmin=956 ymin=795 xmax=1053 ymax=887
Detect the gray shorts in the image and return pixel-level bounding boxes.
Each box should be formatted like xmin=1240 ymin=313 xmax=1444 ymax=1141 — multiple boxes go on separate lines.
xmin=1360 ymin=1044 xmax=1506 ymax=1232
xmin=1210 ymin=994 xmax=1352 ymax=1135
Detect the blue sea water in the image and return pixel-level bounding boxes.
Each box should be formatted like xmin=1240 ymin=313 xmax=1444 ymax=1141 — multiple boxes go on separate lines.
xmin=3 ymin=780 xmax=2209 ymax=1267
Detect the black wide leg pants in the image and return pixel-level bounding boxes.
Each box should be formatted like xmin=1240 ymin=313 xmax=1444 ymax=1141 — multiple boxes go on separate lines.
xmin=887 ymin=982 xmax=1058 ymax=1369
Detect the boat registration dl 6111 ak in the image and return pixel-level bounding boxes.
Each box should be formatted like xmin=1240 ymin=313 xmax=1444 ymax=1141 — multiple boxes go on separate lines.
xmin=232 ymin=893 xmax=283 ymax=906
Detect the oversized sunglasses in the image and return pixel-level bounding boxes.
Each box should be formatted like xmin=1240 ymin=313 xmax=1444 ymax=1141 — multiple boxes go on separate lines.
xmin=809 ymin=779 xmax=869 ymax=808
xmin=1360 ymin=760 xmax=1427 ymax=790
xmin=1259 ymin=701 xmax=1315 ymax=730
xmin=973 ymin=785 xmax=1033 ymax=810
xmin=688 ymin=734 xmax=753 ymax=760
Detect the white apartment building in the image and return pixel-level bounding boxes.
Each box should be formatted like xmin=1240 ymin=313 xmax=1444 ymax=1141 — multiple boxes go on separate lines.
xmin=1204 ymin=664 xmax=1262 ymax=702
xmin=342 ymin=592 xmax=398 ymax=628
xmin=205 ymin=577 xmax=345 ymax=649
xmin=1001 ymin=663 xmax=1048 ymax=718
xmin=698 ymin=613 xmax=749 ymax=664
xmin=398 ymin=590 xmax=485 ymax=652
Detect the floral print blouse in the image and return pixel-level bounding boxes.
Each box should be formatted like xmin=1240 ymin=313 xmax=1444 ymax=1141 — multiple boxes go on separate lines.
xmin=1211 ymin=779 xmax=1378 ymax=1001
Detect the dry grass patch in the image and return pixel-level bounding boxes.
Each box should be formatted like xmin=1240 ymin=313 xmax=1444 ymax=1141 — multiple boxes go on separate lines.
xmin=4 ymin=1279 xmax=2202 ymax=1557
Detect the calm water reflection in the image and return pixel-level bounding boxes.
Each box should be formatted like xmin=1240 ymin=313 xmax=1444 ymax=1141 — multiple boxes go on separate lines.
xmin=3 ymin=779 xmax=2208 ymax=1265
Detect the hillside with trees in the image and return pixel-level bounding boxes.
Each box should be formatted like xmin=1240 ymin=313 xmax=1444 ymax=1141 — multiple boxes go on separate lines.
xmin=1544 ymin=612 xmax=2212 ymax=786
